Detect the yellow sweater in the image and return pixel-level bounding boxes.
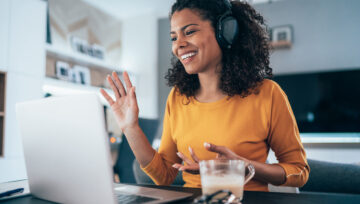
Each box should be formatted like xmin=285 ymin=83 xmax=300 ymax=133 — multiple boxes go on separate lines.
xmin=142 ymin=79 xmax=309 ymax=191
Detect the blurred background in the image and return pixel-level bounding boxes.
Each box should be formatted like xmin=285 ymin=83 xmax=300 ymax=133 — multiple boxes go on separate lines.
xmin=0 ymin=0 xmax=359 ymax=184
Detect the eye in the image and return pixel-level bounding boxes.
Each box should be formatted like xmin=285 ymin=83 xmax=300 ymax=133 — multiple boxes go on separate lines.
xmin=170 ymin=36 xmax=177 ymax=41
xmin=185 ymin=30 xmax=196 ymax=35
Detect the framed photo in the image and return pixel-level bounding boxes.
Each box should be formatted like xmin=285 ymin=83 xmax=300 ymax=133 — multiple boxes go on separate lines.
xmin=92 ymin=44 xmax=105 ymax=60
xmin=70 ymin=36 xmax=89 ymax=55
xmin=55 ymin=61 xmax=71 ymax=81
xmin=70 ymin=36 xmax=81 ymax=53
xmin=70 ymin=36 xmax=105 ymax=60
xmin=270 ymin=25 xmax=293 ymax=49
xmin=73 ymin=65 xmax=91 ymax=85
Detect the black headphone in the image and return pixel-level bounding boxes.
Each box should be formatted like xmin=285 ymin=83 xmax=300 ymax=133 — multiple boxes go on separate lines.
xmin=215 ymin=0 xmax=239 ymax=49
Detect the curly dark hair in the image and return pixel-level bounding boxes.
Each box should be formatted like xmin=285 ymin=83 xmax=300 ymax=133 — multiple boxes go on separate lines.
xmin=165 ymin=0 xmax=272 ymax=98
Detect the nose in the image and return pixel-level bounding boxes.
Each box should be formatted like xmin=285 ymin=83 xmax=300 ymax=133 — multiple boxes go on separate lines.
xmin=177 ymin=35 xmax=188 ymax=48
xmin=173 ymin=35 xmax=188 ymax=55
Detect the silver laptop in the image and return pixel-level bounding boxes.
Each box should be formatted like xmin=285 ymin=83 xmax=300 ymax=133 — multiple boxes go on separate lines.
xmin=16 ymin=93 xmax=192 ymax=204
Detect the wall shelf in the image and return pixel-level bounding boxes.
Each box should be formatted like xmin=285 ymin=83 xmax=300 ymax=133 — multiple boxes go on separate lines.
xmin=45 ymin=43 xmax=119 ymax=71
xmin=43 ymin=77 xmax=115 ymax=106
xmin=270 ymin=41 xmax=292 ymax=49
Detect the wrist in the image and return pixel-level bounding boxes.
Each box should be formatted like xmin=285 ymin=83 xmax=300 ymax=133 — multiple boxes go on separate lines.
xmin=239 ymin=156 xmax=251 ymax=166
xmin=122 ymin=122 xmax=140 ymax=135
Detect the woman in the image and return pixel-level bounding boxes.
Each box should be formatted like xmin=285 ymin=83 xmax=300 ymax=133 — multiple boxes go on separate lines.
xmin=100 ymin=0 xmax=309 ymax=191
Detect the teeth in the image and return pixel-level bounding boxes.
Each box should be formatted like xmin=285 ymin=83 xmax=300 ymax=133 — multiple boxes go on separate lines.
xmin=181 ymin=52 xmax=196 ymax=60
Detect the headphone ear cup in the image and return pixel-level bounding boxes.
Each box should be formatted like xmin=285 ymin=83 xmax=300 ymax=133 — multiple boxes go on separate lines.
xmin=216 ymin=15 xmax=239 ymax=49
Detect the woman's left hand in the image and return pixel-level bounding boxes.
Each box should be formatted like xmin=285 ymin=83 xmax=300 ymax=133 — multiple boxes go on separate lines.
xmin=172 ymin=146 xmax=201 ymax=174
xmin=172 ymin=142 xmax=250 ymax=174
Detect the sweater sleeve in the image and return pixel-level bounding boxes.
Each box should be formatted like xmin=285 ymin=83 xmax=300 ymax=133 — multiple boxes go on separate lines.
xmin=141 ymin=88 xmax=181 ymax=185
xmin=267 ymin=82 xmax=310 ymax=187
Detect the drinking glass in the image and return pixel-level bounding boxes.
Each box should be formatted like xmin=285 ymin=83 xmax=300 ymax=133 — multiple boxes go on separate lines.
xmin=199 ymin=160 xmax=255 ymax=203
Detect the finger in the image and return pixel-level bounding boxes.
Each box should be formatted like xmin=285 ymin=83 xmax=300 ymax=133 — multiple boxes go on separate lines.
xmin=216 ymin=154 xmax=226 ymax=159
xmin=188 ymin=146 xmax=200 ymax=163
xmin=100 ymin=88 xmax=115 ymax=106
xmin=172 ymin=163 xmax=200 ymax=174
xmin=176 ymin=152 xmax=195 ymax=165
xmin=107 ymin=75 xmax=121 ymax=100
xmin=172 ymin=163 xmax=182 ymax=169
xmin=204 ymin=142 xmax=227 ymax=155
xmin=123 ymin=71 xmax=133 ymax=93
xmin=130 ymin=86 xmax=138 ymax=107
xmin=112 ymin=72 xmax=126 ymax=97
xmin=182 ymin=166 xmax=200 ymax=175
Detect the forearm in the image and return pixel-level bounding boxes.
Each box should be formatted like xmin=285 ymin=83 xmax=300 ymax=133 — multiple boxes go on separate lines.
xmin=249 ymin=160 xmax=286 ymax=186
xmin=123 ymin=124 xmax=156 ymax=168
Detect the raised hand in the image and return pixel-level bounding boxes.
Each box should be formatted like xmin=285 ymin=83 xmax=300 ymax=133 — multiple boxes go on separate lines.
xmin=100 ymin=71 xmax=139 ymax=132
xmin=172 ymin=146 xmax=200 ymax=174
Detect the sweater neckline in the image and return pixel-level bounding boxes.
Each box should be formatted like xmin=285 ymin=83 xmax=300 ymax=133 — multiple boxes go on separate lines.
xmin=190 ymin=95 xmax=234 ymax=108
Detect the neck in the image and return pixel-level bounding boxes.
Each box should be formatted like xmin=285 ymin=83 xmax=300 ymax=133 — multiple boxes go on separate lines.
xmin=196 ymin=66 xmax=226 ymax=102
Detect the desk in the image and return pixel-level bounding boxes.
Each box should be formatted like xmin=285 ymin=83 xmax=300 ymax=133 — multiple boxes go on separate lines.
xmin=1 ymin=184 xmax=360 ymax=204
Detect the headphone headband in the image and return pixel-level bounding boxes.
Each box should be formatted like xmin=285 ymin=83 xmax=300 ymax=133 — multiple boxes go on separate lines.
xmin=223 ymin=0 xmax=232 ymax=11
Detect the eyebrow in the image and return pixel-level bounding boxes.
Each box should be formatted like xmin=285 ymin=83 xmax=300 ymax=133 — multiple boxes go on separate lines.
xmin=170 ymin=24 xmax=199 ymax=34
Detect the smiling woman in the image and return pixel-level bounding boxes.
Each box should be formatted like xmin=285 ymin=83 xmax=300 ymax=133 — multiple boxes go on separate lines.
xmin=100 ymin=0 xmax=309 ymax=192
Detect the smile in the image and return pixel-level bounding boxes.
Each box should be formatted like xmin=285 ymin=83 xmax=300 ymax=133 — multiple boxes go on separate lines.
xmin=181 ymin=51 xmax=197 ymax=60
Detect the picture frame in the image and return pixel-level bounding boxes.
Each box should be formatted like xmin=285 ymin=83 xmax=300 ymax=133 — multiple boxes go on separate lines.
xmin=70 ymin=36 xmax=89 ymax=55
xmin=70 ymin=36 xmax=81 ymax=53
xmin=70 ymin=36 xmax=106 ymax=60
xmin=270 ymin=25 xmax=293 ymax=49
xmin=72 ymin=65 xmax=91 ymax=85
xmin=55 ymin=61 xmax=71 ymax=81
xmin=91 ymin=44 xmax=105 ymax=60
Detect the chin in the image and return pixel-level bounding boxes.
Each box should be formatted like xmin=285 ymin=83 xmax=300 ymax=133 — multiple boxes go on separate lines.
xmin=184 ymin=68 xmax=198 ymax=75
xmin=183 ymin=64 xmax=201 ymax=75
xmin=184 ymin=69 xmax=196 ymax=75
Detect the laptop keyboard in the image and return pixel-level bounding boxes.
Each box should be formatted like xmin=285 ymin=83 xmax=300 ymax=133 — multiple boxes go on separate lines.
xmin=116 ymin=192 xmax=159 ymax=204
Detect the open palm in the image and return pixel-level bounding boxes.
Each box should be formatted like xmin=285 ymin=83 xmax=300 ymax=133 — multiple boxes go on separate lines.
xmin=172 ymin=143 xmax=249 ymax=174
xmin=100 ymin=71 xmax=139 ymax=132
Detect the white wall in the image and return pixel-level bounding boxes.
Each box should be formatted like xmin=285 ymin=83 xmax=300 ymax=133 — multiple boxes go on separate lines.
xmin=0 ymin=0 xmax=10 ymax=70
xmin=120 ymin=13 xmax=159 ymax=119
xmin=0 ymin=0 xmax=46 ymax=183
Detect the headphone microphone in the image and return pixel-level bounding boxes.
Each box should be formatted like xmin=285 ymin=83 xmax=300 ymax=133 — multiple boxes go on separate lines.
xmin=215 ymin=0 xmax=239 ymax=49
